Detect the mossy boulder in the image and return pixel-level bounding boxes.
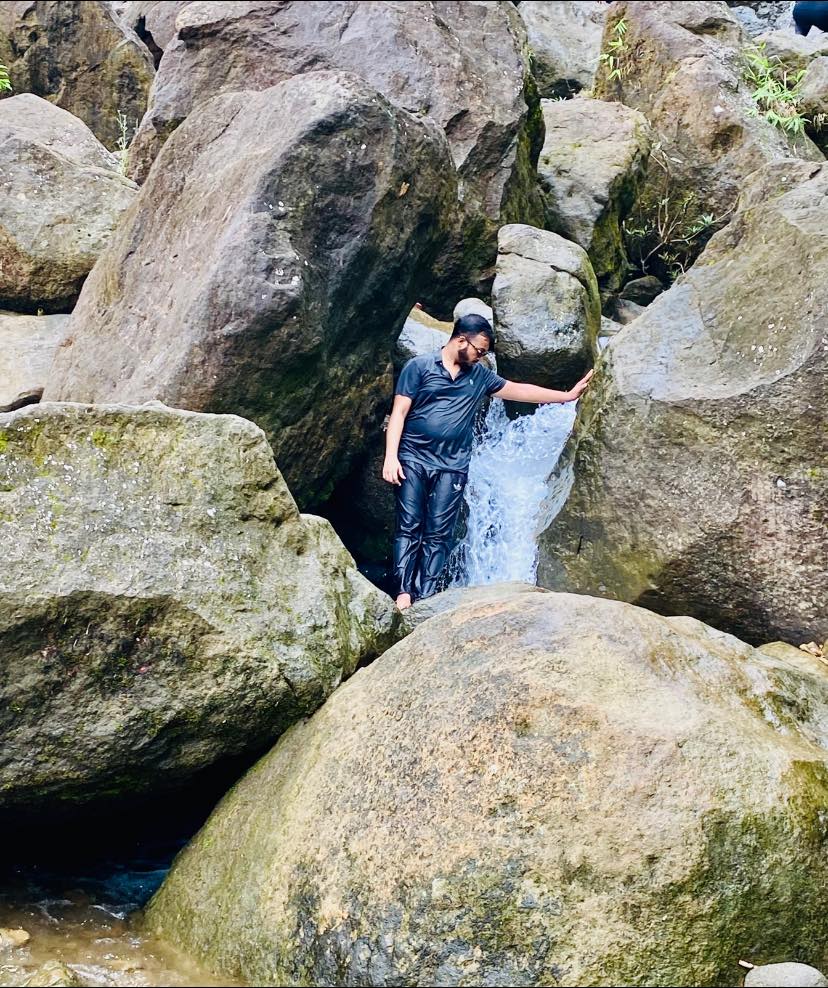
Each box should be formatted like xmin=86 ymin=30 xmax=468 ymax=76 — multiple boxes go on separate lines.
xmin=538 ymin=96 xmax=652 ymax=291
xmin=0 ymin=402 xmax=397 ymax=814
xmin=147 ymin=588 xmax=828 ymax=987
xmin=0 ymin=0 xmax=153 ymax=150
xmin=0 ymin=95 xmax=137 ymax=313
xmin=538 ymin=159 xmax=828 ymax=647
xmin=492 ymin=224 xmax=599 ymax=390
xmin=45 ymin=71 xmax=455 ymax=511
xmin=594 ymin=1 xmax=821 ymax=280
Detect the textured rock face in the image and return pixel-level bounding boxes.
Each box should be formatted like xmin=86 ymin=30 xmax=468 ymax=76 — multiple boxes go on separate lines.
xmin=0 ymin=1 xmax=154 ymax=150
xmin=539 ymin=97 xmax=651 ymax=290
xmin=0 ymin=311 xmax=69 ymax=411
xmin=492 ymin=224 xmax=599 ymax=390
xmin=802 ymin=56 xmax=828 ymax=151
xmin=594 ymin=1 xmax=821 ymax=278
xmin=0 ymin=402 xmax=397 ymax=813
xmin=538 ymin=160 xmax=828 ymax=647
xmin=118 ymin=1 xmax=190 ymax=63
xmin=726 ymin=1 xmax=795 ymax=37
xmin=45 ymin=72 xmax=455 ymax=510
xmin=755 ymin=28 xmax=828 ymax=73
xmin=147 ymin=589 xmax=828 ymax=987
xmin=518 ymin=1 xmax=607 ymax=97
xmin=0 ymin=95 xmax=137 ymax=313
xmin=126 ymin=0 xmax=544 ymax=296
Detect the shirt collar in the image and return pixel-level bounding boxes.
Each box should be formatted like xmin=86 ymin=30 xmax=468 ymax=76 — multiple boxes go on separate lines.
xmin=435 ymin=348 xmax=472 ymax=375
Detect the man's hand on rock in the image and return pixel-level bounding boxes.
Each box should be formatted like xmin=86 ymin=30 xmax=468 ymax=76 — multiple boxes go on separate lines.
xmin=382 ymin=457 xmax=407 ymax=485
xmin=567 ymin=369 xmax=594 ymax=401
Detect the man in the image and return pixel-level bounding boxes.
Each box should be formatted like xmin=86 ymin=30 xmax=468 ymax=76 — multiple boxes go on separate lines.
xmin=794 ymin=1 xmax=828 ymax=35
xmin=383 ymin=312 xmax=593 ymax=611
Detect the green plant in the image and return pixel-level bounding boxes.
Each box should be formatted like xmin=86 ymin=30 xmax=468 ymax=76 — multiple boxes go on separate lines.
xmin=599 ymin=18 xmax=628 ymax=82
xmin=622 ymin=144 xmax=730 ymax=282
xmin=742 ymin=43 xmax=808 ymax=136
xmin=0 ymin=64 xmax=11 ymax=93
xmin=115 ymin=109 xmax=134 ymax=176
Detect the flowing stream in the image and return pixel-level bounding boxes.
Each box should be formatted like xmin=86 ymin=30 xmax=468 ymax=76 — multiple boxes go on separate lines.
xmin=449 ymin=398 xmax=577 ymax=587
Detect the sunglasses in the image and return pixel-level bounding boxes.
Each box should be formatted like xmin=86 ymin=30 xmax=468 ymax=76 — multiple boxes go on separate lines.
xmin=463 ymin=338 xmax=490 ymax=358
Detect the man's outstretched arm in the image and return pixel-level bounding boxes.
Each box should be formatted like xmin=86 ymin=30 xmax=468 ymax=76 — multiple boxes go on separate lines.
xmin=493 ymin=369 xmax=594 ymax=404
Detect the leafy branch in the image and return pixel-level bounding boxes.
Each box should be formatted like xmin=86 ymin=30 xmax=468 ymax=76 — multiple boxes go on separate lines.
xmin=599 ymin=18 xmax=628 ymax=82
xmin=0 ymin=64 xmax=11 ymax=93
xmin=742 ymin=43 xmax=808 ymax=136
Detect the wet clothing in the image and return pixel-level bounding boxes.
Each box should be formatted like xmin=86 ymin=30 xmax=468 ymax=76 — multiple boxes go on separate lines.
xmin=395 ymin=353 xmax=505 ymax=473
xmin=392 ymin=351 xmax=505 ymax=599
xmin=393 ymin=462 xmax=467 ymax=599
xmin=794 ymin=1 xmax=828 ymax=34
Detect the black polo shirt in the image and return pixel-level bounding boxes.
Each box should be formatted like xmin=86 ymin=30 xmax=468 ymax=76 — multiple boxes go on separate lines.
xmin=395 ymin=352 xmax=506 ymax=472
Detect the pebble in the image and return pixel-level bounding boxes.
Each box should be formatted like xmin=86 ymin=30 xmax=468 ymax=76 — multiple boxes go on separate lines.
xmin=744 ymin=962 xmax=828 ymax=987
xmin=0 ymin=927 xmax=31 ymax=948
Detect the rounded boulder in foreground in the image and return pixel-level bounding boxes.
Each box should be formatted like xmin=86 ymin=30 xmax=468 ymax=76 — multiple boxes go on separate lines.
xmin=147 ymin=591 xmax=828 ymax=987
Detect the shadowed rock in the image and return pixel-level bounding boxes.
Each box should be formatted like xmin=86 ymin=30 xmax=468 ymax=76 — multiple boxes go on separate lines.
xmin=45 ymin=71 xmax=455 ymax=510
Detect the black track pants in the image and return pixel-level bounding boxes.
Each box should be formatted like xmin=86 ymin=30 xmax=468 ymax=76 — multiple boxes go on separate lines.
xmin=393 ymin=461 xmax=467 ymax=601
xmin=794 ymin=1 xmax=828 ymax=33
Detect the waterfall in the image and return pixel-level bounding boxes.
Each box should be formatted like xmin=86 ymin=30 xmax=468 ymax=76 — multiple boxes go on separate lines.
xmin=449 ymin=398 xmax=577 ymax=587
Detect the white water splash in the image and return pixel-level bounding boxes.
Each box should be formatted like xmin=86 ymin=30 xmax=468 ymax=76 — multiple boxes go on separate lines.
xmin=450 ymin=398 xmax=577 ymax=587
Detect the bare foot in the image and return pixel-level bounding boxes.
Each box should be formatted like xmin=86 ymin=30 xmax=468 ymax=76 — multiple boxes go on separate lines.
xmin=396 ymin=593 xmax=412 ymax=611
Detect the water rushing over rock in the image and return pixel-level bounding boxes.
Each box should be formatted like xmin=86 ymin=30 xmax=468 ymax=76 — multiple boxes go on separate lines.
xmin=450 ymin=399 xmax=576 ymax=587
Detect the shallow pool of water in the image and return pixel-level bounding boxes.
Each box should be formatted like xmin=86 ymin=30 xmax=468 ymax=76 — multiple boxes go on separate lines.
xmin=0 ymin=818 xmax=242 ymax=987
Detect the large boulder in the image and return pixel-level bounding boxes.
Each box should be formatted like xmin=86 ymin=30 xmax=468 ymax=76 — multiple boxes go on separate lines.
xmin=0 ymin=401 xmax=397 ymax=814
xmin=126 ymin=0 xmax=544 ymax=299
xmin=518 ymin=1 xmax=608 ymax=97
xmin=147 ymin=589 xmax=828 ymax=987
xmin=538 ymin=96 xmax=652 ymax=290
xmin=44 ymin=71 xmax=455 ymax=510
xmin=492 ymin=224 xmax=599 ymax=390
xmin=0 ymin=311 xmax=69 ymax=411
xmin=594 ymin=1 xmax=821 ymax=281
xmin=0 ymin=95 xmax=137 ymax=313
xmin=0 ymin=1 xmax=154 ymax=150
xmin=538 ymin=159 xmax=828 ymax=647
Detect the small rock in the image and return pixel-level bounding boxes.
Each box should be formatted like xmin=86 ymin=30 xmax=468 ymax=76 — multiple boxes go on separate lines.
xmin=0 ymin=927 xmax=30 ymax=948
xmin=744 ymin=962 xmax=828 ymax=988
xmin=453 ymin=297 xmax=493 ymax=327
xmin=620 ymin=275 xmax=665 ymax=306
xmin=22 ymin=961 xmax=82 ymax=987
xmin=607 ymin=297 xmax=645 ymax=325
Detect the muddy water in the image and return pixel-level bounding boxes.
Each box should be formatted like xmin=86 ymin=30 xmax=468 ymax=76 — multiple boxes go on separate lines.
xmin=0 ymin=831 xmax=242 ymax=987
